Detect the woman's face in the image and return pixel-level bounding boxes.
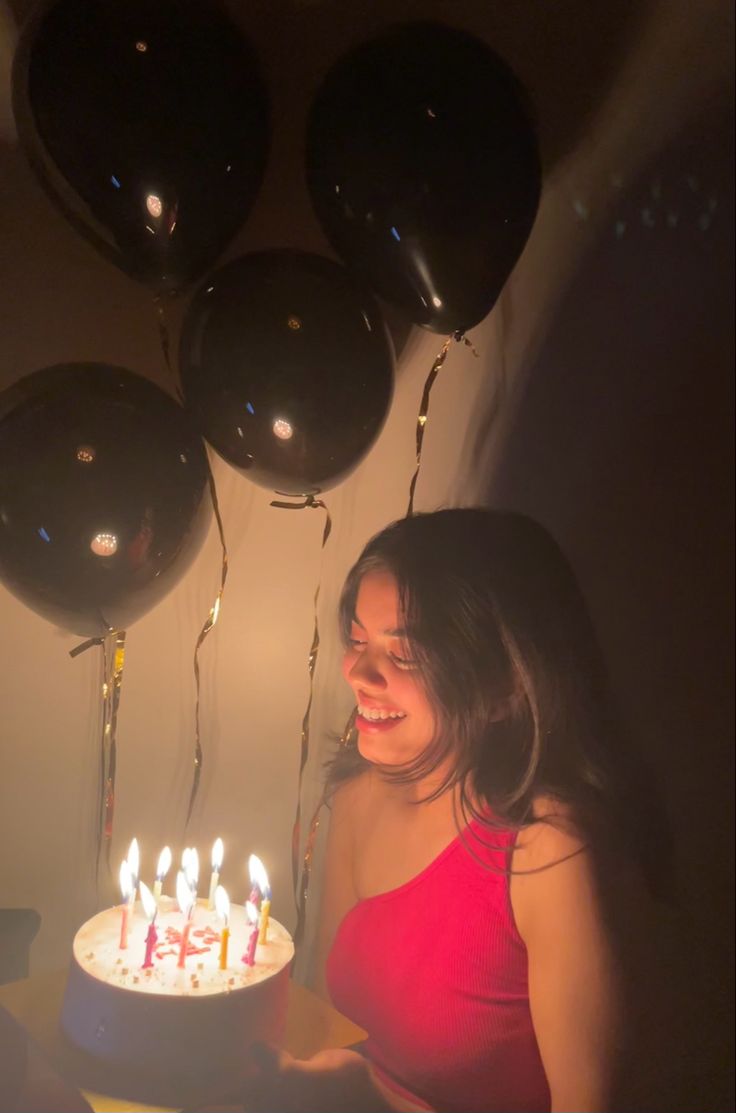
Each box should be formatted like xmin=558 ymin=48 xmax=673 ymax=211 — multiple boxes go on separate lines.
xmin=341 ymin=569 xmax=436 ymax=766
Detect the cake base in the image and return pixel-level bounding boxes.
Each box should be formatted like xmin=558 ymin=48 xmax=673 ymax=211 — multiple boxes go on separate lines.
xmin=60 ymin=900 xmax=293 ymax=1105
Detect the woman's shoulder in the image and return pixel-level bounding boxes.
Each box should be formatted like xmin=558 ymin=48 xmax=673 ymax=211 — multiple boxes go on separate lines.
xmin=327 ymin=768 xmax=375 ymax=833
xmin=509 ymin=796 xmax=608 ymax=949
xmin=513 ymin=794 xmax=589 ymax=871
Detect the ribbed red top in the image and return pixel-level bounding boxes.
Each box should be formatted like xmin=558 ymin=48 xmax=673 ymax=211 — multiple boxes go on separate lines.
xmin=326 ymin=817 xmax=551 ymax=1113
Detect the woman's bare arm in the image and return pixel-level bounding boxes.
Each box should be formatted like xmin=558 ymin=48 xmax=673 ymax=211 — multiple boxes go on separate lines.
xmin=312 ymin=775 xmax=363 ymax=1000
xmin=511 ymin=814 xmax=623 ymax=1113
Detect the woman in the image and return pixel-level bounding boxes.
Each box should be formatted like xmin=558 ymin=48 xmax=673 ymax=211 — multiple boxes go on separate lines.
xmin=244 ymin=508 xmax=656 ymax=1113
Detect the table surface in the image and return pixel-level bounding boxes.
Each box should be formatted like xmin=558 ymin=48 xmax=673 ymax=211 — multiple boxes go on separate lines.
xmin=0 ymin=969 xmax=366 ymax=1112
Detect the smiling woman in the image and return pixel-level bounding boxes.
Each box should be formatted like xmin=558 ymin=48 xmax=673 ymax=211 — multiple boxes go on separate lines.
xmin=233 ymin=507 xmax=664 ymax=1113
xmin=342 ymin=569 xmax=436 ymax=767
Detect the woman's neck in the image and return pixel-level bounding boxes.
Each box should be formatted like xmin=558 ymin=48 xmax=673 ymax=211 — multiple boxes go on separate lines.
xmin=373 ymin=767 xmax=480 ymax=835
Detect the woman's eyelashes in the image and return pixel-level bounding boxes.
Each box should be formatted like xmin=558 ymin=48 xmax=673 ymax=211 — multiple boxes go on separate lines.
xmin=347 ymin=634 xmax=418 ymax=670
xmin=389 ymin=650 xmax=419 ymax=670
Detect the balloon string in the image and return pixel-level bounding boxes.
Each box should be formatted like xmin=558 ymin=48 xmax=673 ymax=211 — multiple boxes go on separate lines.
xmin=153 ymin=298 xmax=230 ymax=831
xmin=95 ymin=631 xmax=126 ymax=894
xmin=293 ymin=708 xmax=356 ymax=950
xmin=406 ymin=332 xmax=479 ymax=516
xmin=268 ymin=494 xmax=332 ymax=944
xmin=186 ymin=464 xmax=228 ymax=828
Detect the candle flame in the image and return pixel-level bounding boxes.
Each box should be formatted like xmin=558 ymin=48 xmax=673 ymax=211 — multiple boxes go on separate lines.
xmin=212 ymin=837 xmax=224 ymax=871
xmin=139 ymin=880 xmax=157 ymax=923
xmin=119 ymin=860 xmax=133 ymax=902
xmin=176 ymin=870 xmax=194 ymax=917
xmin=156 ymin=846 xmax=172 ymax=880
xmin=127 ymin=838 xmax=140 ymax=886
xmin=245 ymin=899 xmax=259 ymax=927
xmin=248 ymin=854 xmax=270 ymax=898
xmin=182 ymin=846 xmax=199 ymax=891
xmin=215 ymin=884 xmax=230 ymax=924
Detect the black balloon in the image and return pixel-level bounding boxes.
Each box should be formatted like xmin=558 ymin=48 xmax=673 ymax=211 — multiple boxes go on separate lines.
xmin=180 ymin=250 xmax=394 ymax=496
xmin=12 ymin=0 xmax=269 ymax=292
xmin=0 ymin=364 xmax=211 ymax=637
xmin=306 ymin=22 xmax=542 ymax=334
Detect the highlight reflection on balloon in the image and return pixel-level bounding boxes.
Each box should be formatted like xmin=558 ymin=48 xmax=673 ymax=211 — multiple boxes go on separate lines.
xmin=306 ymin=21 xmax=542 ymax=334
xmin=12 ymin=0 xmax=270 ymax=292
xmin=180 ymin=250 xmax=395 ymax=496
xmin=0 ymin=364 xmax=211 ymax=636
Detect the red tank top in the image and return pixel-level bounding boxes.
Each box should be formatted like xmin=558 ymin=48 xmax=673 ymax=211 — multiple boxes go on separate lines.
xmin=326 ymin=817 xmax=551 ymax=1113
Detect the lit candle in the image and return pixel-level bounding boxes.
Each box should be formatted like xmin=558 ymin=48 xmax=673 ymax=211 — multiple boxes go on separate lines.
xmin=182 ymin=847 xmax=199 ymax=895
xmin=249 ymin=855 xmax=271 ymax=943
xmin=153 ymin=846 xmax=171 ymax=902
xmin=244 ymin=900 xmax=259 ymax=967
xmin=127 ymin=838 xmax=140 ymax=899
xmin=215 ymin=885 xmax=230 ymax=970
xmin=176 ymin=870 xmax=195 ymax=969
xmin=208 ymin=838 xmax=224 ymax=909
xmin=119 ymin=860 xmax=133 ymax=949
xmin=139 ymin=881 xmax=158 ymax=969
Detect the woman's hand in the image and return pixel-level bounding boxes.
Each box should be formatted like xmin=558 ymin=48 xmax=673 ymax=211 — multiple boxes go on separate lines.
xmin=242 ymin=1046 xmax=396 ymax=1112
xmin=192 ymin=1045 xmax=430 ymax=1112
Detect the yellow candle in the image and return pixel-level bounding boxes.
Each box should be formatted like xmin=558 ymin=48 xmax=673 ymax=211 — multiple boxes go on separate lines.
xmin=219 ymin=925 xmax=230 ymax=969
xmin=258 ymin=898 xmax=271 ymax=944
xmin=208 ymin=838 xmax=224 ymax=910
xmin=248 ymin=856 xmax=271 ymax=944
xmin=118 ymin=860 xmax=133 ymax=949
xmin=153 ymin=878 xmax=162 ymax=902
xmin=215 ymin=885 xmax=230 ymax=969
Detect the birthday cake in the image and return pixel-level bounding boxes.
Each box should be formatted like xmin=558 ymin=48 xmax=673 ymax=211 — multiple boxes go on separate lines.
xmin=60 ymin=896 xmax=294 ymax=1103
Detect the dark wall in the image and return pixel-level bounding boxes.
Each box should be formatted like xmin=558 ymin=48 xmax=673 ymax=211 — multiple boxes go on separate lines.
xmin=486 ymin=101 xmax=734 ymax=1110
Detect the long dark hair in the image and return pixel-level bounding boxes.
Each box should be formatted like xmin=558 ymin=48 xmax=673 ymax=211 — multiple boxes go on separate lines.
xmin=329 ymin=508 xmax=668 ymax=889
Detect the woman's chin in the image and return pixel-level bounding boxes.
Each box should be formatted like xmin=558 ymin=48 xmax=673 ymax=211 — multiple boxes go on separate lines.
xmin=356 ymin=731 xmax=410 ymax=766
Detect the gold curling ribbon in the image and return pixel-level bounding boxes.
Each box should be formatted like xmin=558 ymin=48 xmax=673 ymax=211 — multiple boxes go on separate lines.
xmin=294 ymin=331 xmax=482 ymax=943
xmin=154 ymin=297 xmax=230 ymax=830
xmin=98 ymin=631 xmax=126 ymax=887
xmin=293 ymin=707 xmax=356 ymax=948
xmin=406 ymin=332 xmax=479 ymax=517
xmin=69 ymin=629 xmax=126 ymax=892
xmin=186 ymin=465 xmax=228 ymax=827
xmin=269 ymin=493 xmax=332 ymax=945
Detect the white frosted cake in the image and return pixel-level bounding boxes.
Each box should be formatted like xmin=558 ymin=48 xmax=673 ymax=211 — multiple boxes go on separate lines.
xmin=60 ymin=897 xmax=294 ymax=1103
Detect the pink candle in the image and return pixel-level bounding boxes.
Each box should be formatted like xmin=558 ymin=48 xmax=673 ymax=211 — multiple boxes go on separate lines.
xmin=177 ymin=919 xmax=192 ymax=969
xmin=139 ymin=880 xmax=159 ymax=969
xmin=119 ymin=903 xmax=129 ymax=950
xmin=243 ymin=899 xmax=259 ymax=967
xmin=142 ymin=922 xmax=158 ymax=968
xmin=245 ymin=924 xmax=258 ymax=967
xmin=175 ymin=868 xmax=196 ymax=970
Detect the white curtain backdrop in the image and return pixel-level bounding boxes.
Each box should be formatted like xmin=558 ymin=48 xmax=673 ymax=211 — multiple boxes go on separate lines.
xmin=0 ymin=0 xmax=731 ymax=993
